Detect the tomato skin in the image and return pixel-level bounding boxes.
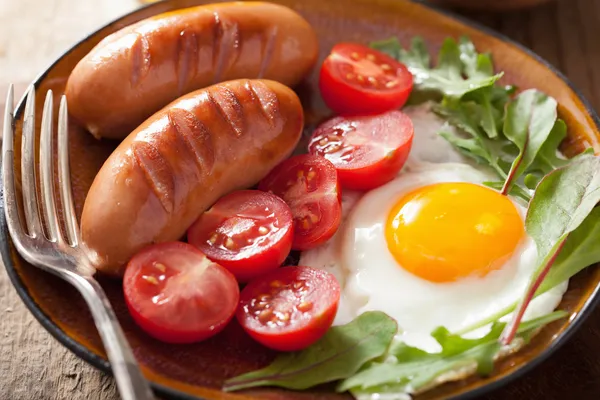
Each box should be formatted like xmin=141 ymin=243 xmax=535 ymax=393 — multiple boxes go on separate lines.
xmin=123 ymin=242 xmax=239 ymax=344
xmin=319 ymin=43 xmax=413 ymax=116
xmin=237 ymin=266 xmax=340 ymax=351
xmin=187 ymin=190 xmax=294 ymax=282
xmin=308 ymin=111 xmax=414 ymax=191
xmin=258 ymin=155 xmax=342 ymax=251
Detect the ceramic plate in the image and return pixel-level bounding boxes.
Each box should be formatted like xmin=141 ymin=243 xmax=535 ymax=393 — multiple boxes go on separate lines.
xmin=3 ymin=0 xmax=600 ymax=399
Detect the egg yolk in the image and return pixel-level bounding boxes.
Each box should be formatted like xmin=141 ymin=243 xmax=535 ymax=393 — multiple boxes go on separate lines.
xmin=385 ymin=182 xmax=525 ymax=283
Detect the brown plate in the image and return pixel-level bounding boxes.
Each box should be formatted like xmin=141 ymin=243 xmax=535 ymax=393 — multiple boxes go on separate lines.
xmin=3 ymin=0 xmax=600 ymax=399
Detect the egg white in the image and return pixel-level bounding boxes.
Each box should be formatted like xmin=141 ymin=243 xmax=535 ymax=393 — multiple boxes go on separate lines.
xmin=299 ymin=103 xmax=568 ymax=354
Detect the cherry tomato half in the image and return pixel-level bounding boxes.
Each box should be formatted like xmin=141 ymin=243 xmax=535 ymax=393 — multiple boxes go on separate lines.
xmin=123 ymin=242 xmax=239 ymax=344
xmin=308 ymin=111 xmax=414 ymax=190
xmin=319 ymin=43 xmax=413 ymax=115
xmin=258 ymin=155 xmax=342 ymax=251
xmin=187 ymin=190 xmax=294 ymax=282
xmin=237 ymin=266 xmax=340 ymax=351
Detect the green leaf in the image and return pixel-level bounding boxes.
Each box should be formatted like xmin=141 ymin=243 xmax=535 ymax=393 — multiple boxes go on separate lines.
xmin=370 ymin=37 xmax=403 ymax=60
xmin=538 ymin=206 xmax=600 ymax=294
xmin=526 ymin=156 xmax=600 ymax=257
xmin=501 ymin=156 xmax=600 ymax=343
xmin=222 ymin=311 xmax=397 ymax=392
xmin=501 ymin=89 xmax=558 ymax=194
xmin=339 ymin=312 xmax=566 ymax=395
xmin=434 ymin=100 xmax=511 ymax=177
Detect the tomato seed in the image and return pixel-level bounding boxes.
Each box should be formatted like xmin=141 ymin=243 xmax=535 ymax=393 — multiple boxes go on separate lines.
xmin=302 ymin=218 xmax=311 ymax=229
xmin=279 ymin=312 xmax=291 ymax=322
xmin=307 ymin=170 xmax=316 ymax=180
xmin=366 ymin=54 xmax=376 ymax=61
xmin=258 ymin=226 xmax=269 ymax=235
xmin=258 ymin=309 xmax=274 ymax=323
xmin=225 ymin=237 xmax=236 ymax=250
xmin=367 ymin=76 xmax=378 ymax=86
xmin=319 ymin=138 xmax=328 ymax=146
xmin=346 ymin=73 xmax=355 ymax=80
xmin=142 ymin=275 xmax=159 ymax=285
xmin=297 ymin=301 xmax=313 ymax=312
xmin=310 ymin=213 xmax=319 ymax=224
xmin=293 ymin=281 xmax=304 ymax=289
xmin=208 ymin=233 xmax=218 ymax=245
xmin=154 ymin=262 xmax=167 ymax=272
xmin=357 ymin=75 xmax=365 ymax=83
xmin=381 ymin=63 xmax=392 ymax=71
xmin=385 ymin=80 xmax=398 ymax=88
xmin=350 ymin=52 xmax=360 ymax=60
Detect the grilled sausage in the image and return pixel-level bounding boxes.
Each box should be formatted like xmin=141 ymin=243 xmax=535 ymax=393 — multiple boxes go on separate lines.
xmin=65 ymin=2 xmax=317 ymax=140
xmin=81 ymin=79 xmax=303 ymax=276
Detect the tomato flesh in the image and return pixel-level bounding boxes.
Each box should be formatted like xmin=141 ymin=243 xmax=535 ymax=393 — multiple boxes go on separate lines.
xmin=320 ymin=43 xmax=413 ymax=115
xmin=237 ymin=266 xmax=340 ymax=351
xmin=187 ymin=190 xmax=294 ymax=282
xmin=308 ymin=111 xmax=414 ymax=190
xmin=123 ymin=242 xmax=239 ymax=344
xmin=258 ymin=154 xmax=342 ymax=251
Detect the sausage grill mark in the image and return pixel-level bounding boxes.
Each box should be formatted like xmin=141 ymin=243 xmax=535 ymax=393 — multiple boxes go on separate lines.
xmin=167 ymin=108 xmax=215 ymax=176
xmin=258 ymin=26 xmax=279 ymax=78
xmin=132 ymin=141 xmax=175 ymax=214
xmin=246 ymin=81 xmax=280 ymax=127
xmin=176 ymin=29 xmax=199 ymax=96
xmin=208 ymin=86 xmax=245 ymax=137
xmin=130 ymin=32 xmax=152 ymax=87
xmin=212 ymin=11 xmax=241 ymax=83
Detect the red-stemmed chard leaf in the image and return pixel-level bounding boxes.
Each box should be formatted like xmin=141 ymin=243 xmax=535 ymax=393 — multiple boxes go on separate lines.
xmin=501 ymin=155 xmax=600 ymax=344
xmin=500 ymin=89 xmax=557 ymax=195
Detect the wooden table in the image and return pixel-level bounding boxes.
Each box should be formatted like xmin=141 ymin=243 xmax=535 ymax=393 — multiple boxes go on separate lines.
xmin=1 ymin=0 xmax=600 ymax=399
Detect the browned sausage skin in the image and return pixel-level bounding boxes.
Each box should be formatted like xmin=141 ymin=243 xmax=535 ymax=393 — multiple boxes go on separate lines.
xmin=81 ymin=79 xmax=304 ymax=276
xmin=65 ymin=2 xmax=318 ymax=140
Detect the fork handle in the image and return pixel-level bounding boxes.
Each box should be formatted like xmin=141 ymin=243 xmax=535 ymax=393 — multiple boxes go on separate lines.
xmin=65 ymin=271 xmax=155 ymax=400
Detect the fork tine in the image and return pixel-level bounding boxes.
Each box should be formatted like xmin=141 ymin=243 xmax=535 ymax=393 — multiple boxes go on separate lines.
xmin=39 ymin=90 xmax=61 ymax=242
xmin=57 ymin=96 xmax=78 ymax=246
xmin=21 ymin=85 xmax=43 ymax=238
xmin=2 ymin=84 xmax=25 ymax=239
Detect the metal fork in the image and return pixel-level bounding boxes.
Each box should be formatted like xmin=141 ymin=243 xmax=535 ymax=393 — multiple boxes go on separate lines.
xmin=2 ymin=85 xmax=155 ymax=400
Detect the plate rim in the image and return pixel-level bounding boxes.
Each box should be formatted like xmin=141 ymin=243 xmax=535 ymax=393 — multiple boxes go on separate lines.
xmin=2 ymin=0 xmax=600 ymax=399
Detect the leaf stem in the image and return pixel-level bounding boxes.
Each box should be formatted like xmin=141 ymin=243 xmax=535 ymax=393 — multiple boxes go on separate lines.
xmin=499 ymin=238 xmax=567 ymax=345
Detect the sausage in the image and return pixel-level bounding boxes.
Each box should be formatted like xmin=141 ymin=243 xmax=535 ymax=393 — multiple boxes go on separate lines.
xmin=65 ymin=2 xmax=317 ymax=140
xmin=80 ymin=79 xmax=304 ymax=276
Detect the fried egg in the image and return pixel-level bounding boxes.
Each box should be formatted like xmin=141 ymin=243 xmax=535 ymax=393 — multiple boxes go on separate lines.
xmin=299 ymin=103 xmax=568 ymax=354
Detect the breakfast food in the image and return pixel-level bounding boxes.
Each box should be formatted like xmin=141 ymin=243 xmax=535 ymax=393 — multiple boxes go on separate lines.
xmin=258 ymin=154 xmax=342 ymax=251
xmin=308 ymin=111 xmax=414 ymax=190
xmin=319 ymin=43 xmax=413 ymax=116
xmin=236 ymin=266 xmax=340 ymax=351
xmin=65 ymin=2 xmax=318 ymax=139
xmin=123 ymin=242 xmax=239 ymax=344
xmin=81 ymin=79 xmax=304 ymax=275
xmin=73 ymin=8 xmax=600 ymax=397
xmin=300 ymin=109 xmax=568 ymax=352
xmin=187 ymin=190 xmax=294 ymax=282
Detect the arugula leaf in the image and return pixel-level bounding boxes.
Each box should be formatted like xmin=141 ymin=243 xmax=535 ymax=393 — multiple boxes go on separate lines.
xmin=339 ymin=311 xmax=566 ymax=395
xmin=501 ymin=156 xmax=600 ymax=343
xmin=434 ymin=99 xmax=512 ymax=177
xmin=501 ymin=90 xmax=558 ymax=194
xmin=222 ymin=311 xmax=397 ymax=391
xmin=370 ymin=36 xmax=502 ymax=99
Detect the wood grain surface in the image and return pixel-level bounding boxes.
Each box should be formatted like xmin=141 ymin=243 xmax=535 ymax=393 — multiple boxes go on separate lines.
xmin=1 ymin=0 xmax=600 ymax=399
